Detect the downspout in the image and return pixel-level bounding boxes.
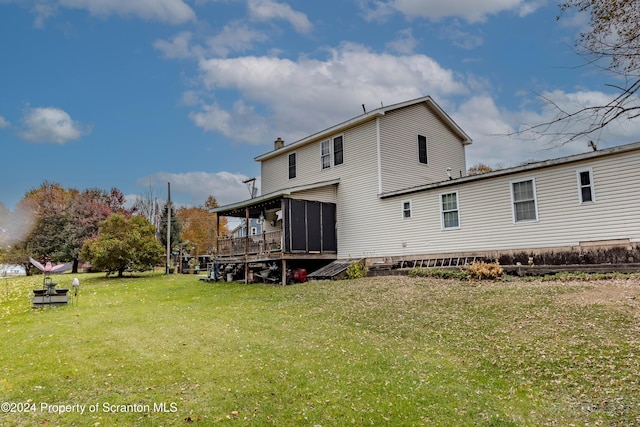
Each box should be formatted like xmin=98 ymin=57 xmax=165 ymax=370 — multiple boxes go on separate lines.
xmin=376 ymin=117 xmax=382 ymax=194
xmin=245 ymin=207 xmax=250 ymax=284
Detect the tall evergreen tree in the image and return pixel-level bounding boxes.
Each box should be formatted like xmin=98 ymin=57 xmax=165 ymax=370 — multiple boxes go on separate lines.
xmin=159 ymin=201 xmax=181 ymax=251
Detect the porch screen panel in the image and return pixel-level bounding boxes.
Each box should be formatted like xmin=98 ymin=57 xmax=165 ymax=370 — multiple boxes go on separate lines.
xmin=321 ymin=202 xmax=337 ymax=252
xmin=307 ymin=201 xmax=321 ymax=252
xmin=283 ymin=199 xmax=292 ymax=252
xmin=289 ymin=199 xmax=307 ymax=252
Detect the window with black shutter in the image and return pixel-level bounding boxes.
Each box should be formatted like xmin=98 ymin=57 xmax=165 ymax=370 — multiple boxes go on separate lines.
xmin=418 ymin=135 xmax=428 ymax=164
xmin=288 ymin=153 xmax=296 ymax=179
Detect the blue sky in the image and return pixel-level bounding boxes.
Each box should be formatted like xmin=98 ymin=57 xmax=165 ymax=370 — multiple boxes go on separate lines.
xmin=1 ymin=0 xmax=637 ymax=211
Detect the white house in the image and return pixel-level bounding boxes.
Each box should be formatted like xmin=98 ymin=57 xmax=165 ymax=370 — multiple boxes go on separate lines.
xmin=212 ymin=96 xmax=640 ymax=282
xmin=230 ymin=218 xmax=263 ymax=238
xmin=0 ymin=264 xmax=26 ymax=276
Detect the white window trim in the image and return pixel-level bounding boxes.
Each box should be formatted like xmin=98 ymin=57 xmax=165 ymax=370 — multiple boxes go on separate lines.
xmin=401 ymin=199 xmax=412 ymax=219
xmin=510 ymin=177 xmax=539 ymax=224
xmin=320 ymin=135 xmax=345 ymax=170
xmin=576 ymin=167 xmax=596 ymax=204
xmin=320 ymin=140 xmax=331 ymax=170
xmin=440 ymin=191 xmax=460 ymax=230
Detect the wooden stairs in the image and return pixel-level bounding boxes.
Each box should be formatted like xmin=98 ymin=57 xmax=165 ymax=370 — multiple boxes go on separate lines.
xmin=307 ymin=259 xmax=358 ymax=280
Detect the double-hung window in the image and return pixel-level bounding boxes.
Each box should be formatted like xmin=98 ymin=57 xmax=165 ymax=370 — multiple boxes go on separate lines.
xmin=402 ymin=200 xmax=412 ymax=219
xmin=577 ymin=168 xmax=595 ymax=203
xmin=511 ymin=178 xmax=538 ymax=222
xmin=440 ymin=192 xmax=460 ymax=229
xmin=288 ymin=153 xmax=296 ymax=179
xmin=418 ymin=134 xmax=428 ymax=164
xmin=321 ymin=135 xmax=344 ymax=169
xmin=321 ymin=140 xmax=331 ymax=169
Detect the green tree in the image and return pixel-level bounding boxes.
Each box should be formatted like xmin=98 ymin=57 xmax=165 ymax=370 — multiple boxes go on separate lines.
xmin=64 ymin=188 xmax=128 ymax=273
xmin=80 ymin=213 xmax=163 ymax=277
xmin=19 ymin=182 xmax=73 ymax=267
xmin=159 ymin=201 xmax=181 ymax=251
xmin=27 ymin=211 xmax=69 ymax=262
xmin=1 ymin=182 xmax=132 ymax=274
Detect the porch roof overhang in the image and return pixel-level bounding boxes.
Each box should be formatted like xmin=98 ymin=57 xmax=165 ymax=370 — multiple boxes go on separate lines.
xmin=211 ymin=179 xmax=340 ymax=218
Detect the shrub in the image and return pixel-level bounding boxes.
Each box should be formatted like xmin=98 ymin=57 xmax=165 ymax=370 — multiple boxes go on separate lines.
xmin=345 ymin=260 xmax=368 ymax=279
xmin=467 ymin=261 xmax=504 ymax=280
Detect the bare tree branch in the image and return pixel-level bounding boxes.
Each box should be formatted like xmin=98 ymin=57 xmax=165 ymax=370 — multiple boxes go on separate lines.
xmin=513 ymin=0 xmax=640 ymax=145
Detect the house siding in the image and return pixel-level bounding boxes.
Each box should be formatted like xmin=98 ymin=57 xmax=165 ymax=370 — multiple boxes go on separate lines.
xmin=369 ymin=149 xmax=640 ymax=257
xmin=261 ymin=121 xmax=377 ymax=195
xmin=259 ymin=119 xmax=381 ymax=259
xmin=333 ymin=123 xmax=380 ymax=258
xmin=379 ymin=103 xmax=467 ymax=194
xmin=261 ymin=152 xmax=290 ymax=194
xmin=290 ymin=185 xmax=338 ymax=204
xmin=230 ymin=97 xmax=640 ymax=264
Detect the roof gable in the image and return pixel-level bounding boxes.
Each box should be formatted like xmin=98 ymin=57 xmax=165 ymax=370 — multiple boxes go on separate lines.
xmin=255 ymin=96 xmax=472 ymax=162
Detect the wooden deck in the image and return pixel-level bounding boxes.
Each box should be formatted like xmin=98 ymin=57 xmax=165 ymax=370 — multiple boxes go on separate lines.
xmin=217 ymin=230 xmax=283 ymax=258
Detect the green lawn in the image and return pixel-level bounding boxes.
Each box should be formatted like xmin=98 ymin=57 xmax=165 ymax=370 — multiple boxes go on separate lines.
xmin=1 ymin=272 xmax=639 ymax=426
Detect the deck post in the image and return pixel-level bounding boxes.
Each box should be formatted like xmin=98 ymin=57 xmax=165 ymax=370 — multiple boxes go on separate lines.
xmin=281 ymin=259 xmax=287 ymax=286
xmin=245 ymin=207 xmax=250 ymax=255
xmin=216 ymin=214 xmax=220 ymax=254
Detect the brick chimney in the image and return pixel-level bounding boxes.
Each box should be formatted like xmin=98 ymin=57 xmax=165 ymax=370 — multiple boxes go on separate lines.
xmin=274 ymin=137 xmax=284 ymax=150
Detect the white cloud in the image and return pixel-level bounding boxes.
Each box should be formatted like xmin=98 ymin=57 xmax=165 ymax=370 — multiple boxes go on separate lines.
xmin=456 ymin=90 xmax=640 ymax=169
xmin=189 ymin=100 xmax=271 ymax=143
xmin=155 ymin=23 xmax=268 ymax=60
xmin=154 ymin=31 xmax=197 ymax=59
xmin=247 ymin=0 xmax=312 ymax=34
xmin=454 ymin=95 xmax=550 ymax=168
xmin=20 ymin=107 xmax=90 ymax=144
xmin=192 ymin=43 xmax=468 ymax=143
xmin=0 ymin=116 xmax=10 ymax=128
xmin=32 ymin=1 xmax=58 ymax=28
xmin=136 ymin=171 xmax=259 ymax=206
xmin=31 ymin=0 xmax=196 ymax=26
xmin=180 ymin=90 xmax=202 ymax=107
xmin=385 ymin=28 xmax=419 ymax=54
xmin=438 ymin=20 xmax=484 ymax=49
xmin=205 ymin=21 xmax=269 ymax=57
xmin=363 ymin=0 xmax=527 ymax=23
xmin=517 ymin=0 xmax=546 ymax=17
xmin=515 ymin=89 xmax=640 ymax=143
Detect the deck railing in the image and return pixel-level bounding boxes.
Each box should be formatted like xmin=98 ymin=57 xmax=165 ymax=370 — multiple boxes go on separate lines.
xmin=217 ymin=230 xmax=283 ymax=257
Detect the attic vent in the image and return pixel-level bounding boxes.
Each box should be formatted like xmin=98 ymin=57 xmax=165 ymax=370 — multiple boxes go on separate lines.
xmin=274 ymin=137 xmax=285 ymax=150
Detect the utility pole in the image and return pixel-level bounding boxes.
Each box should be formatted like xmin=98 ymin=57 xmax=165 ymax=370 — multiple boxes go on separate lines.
xmin=166 ymin=182 xmax=171 ymax=274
